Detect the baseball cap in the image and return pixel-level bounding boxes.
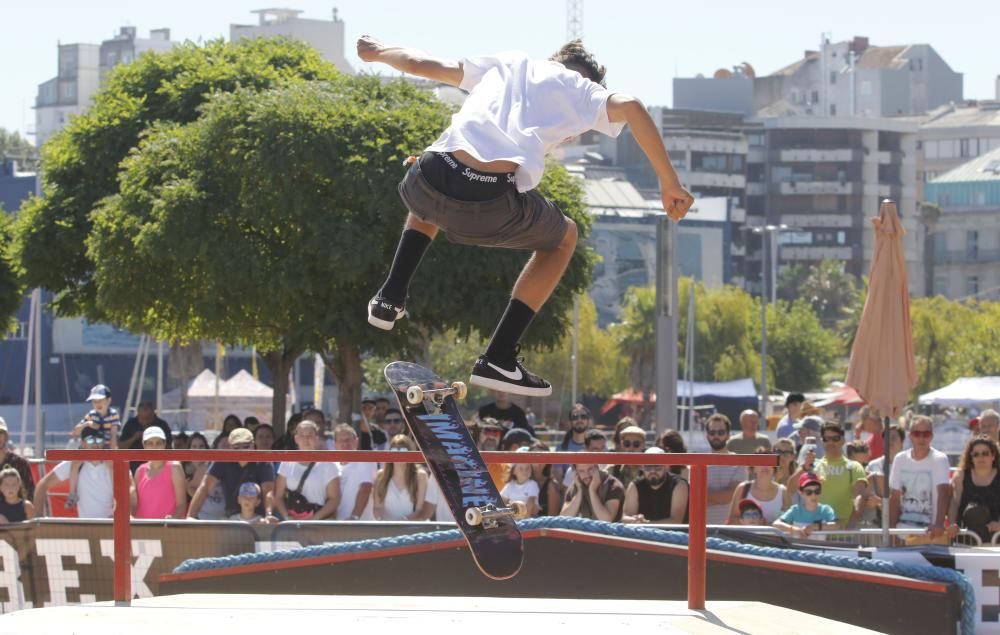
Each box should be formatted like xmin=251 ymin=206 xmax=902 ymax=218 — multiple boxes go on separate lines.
xmin=142 ymin=427 xmax=166 ymax=442
xmin=81 ymin=426 xmax=103 ymax=442
xmin=238 ymin=482 xmax=261 ymax=498
xmin=229 ymin=427 xmax=254 ymax=446
xmin=0 ymin=416 xmax=7 ymax=432
xmin=361 ymin=396 xmax=376 ymax=406
xmin=86 ymin=384 xmax=111 ymax=402
xmin=644 ymin=446 xmax=666 ymax=454
xmin=798 ymin=472 xmax=821 ymax=490
xmin=794 ymin=415 xmax=824 ymax=433
xmin=738 ymin=498 xmax=764 ymax=514
xmin=619 ymin=425 xmax=646 ymax=438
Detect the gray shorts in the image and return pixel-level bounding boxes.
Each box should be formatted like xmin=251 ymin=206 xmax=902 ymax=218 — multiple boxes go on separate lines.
xmin=397 ymin=162 xmax=569 ymax=251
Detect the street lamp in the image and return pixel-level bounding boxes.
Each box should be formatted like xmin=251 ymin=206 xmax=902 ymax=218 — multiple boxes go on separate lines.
xmin=751 ymin=224 xmax=788 ymax=417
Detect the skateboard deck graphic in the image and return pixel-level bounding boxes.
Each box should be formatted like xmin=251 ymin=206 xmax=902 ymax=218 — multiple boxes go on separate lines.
xmin=384 ymin=361 xmax=523 ymax=579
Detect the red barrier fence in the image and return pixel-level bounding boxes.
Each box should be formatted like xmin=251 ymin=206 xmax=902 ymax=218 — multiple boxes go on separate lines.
xmin=46 ymin=449 xmax=777 ymax=609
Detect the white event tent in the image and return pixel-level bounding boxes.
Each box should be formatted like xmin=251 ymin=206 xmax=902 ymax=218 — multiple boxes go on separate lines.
xmin=917 ymin=377 xmax=1000 ymax=408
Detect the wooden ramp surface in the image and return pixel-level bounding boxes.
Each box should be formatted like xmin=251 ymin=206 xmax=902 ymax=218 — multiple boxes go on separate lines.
xmin=0 ymin=593 xmax=881 ymax=635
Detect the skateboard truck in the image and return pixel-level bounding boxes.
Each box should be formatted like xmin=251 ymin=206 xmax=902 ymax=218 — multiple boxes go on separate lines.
xmin=406 ymin=381 xmax=468 ymax=405
xmin=464 ymin=501 xmax=528 ymax=528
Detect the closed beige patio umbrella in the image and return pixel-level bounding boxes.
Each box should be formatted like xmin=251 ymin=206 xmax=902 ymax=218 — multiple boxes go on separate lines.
xmin=845 ymin=199 xmax=918 ymax=544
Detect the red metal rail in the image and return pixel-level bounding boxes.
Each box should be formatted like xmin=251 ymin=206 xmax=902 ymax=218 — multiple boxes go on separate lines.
xmin=46 ymin=449 xmax=776 ymax=609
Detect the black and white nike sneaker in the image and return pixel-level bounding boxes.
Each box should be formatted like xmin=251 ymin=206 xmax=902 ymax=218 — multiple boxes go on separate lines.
xmin=367 ymin=292 xmax=406 ymax=330
xmin=469 ymin=354 xmax=552 ymax=397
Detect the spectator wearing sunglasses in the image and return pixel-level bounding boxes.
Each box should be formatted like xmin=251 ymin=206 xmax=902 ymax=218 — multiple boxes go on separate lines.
xmin=381 ymin=408 xmax=408 ymax=441
xmin=773 ymin=473 xmax=838 ymax=538
xmin=773 ymin=438 xmax=797 ymax=489
xmin=33 ymin=428 xmax=113 ymax=518
xmin=727 ymin=410 xmax=771 ymax=455
xmin=889 ymin=415 xmax=951 ymax=536
xmin=948 ymin=435 xmax=1000 ymax=542
xmin=557 ymin=404 xmax=593 ymax=452
xmin=704 ymin=414 xmax=745 ymax=525
xmin=622 ymin=447 xmax=688 ymax=524
xmin=813 ymin=421 xmax=867 ymax=528
xmin=611 ymin=425 xmax=647 ymax=489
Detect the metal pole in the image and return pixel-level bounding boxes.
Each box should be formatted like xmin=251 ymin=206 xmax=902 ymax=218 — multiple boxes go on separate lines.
xmin=881 ymin=415 xmax=892 ymax=546
xmin=571 ymin=295 xmax=579 ymax=405
xmin=770 ymin=230 xmax=779 ymax=306
xmin=112 ymin=459 xmax=131 ymax=604
xmin=19 ymin=291 xmax=36 ymax=449
xmin=655 ymin=217 xmax=678 ymax=435
xmin=760 ymin=233 xmax=768 ymax=416
xmin=686 ymin=282 xmax=696 ymax=432
xmin=33 ymin=291 xmax=42 ymax=456
xmin=156 ymin=340 xmax=164 ymax=413
xmin=688 ymin=464 xmax=708 ymax=609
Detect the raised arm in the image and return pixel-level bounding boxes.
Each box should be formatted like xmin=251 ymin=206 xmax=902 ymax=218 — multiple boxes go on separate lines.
xmin=357 ymin=36 xmax=463 ymax=87
xmin=606 ymin=94 xmax=694 ymax=221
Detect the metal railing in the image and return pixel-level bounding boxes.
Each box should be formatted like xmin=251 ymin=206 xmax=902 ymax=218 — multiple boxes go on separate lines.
xmin=45 ymin=448 xmax=776 ymax=610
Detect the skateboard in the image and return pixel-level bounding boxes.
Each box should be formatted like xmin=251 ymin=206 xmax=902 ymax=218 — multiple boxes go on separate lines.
xmin=384 ymin=361 xmax=525 ymax=579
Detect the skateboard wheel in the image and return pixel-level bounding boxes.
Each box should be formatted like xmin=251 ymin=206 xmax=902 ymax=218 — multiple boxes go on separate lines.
xmin=406 ymin=386 xmax=424 ymax=405
xmin=452 ymin=381 xmax=467 ymax=400
xmin=510 ymin=501 xmax=528 ymax=519
xmin=465 ymin=507 xmax=483 ymax=526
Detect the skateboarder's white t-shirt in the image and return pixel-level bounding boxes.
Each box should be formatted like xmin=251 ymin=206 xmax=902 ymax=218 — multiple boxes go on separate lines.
xmin=426 ymin=51 xmax=625 ymax=193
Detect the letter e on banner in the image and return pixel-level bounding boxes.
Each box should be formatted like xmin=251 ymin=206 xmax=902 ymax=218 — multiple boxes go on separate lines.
xmin=35 ymin=539 xmax=94 ymax=606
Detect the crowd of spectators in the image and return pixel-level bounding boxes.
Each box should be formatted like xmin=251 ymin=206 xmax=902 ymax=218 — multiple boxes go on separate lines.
xmin=14 ymin=383 xmax=1000 ymax=545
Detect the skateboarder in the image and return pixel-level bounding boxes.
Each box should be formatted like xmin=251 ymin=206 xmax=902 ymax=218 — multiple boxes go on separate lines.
xmin=359 ymin=36 xmax=693 ymax=396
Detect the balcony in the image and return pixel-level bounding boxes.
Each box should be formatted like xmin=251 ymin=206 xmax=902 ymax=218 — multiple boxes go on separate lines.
xmin=778 ymin=148 xmax=858 ymax=163
xmin=778 ymin=181 xmax=853 ymax=195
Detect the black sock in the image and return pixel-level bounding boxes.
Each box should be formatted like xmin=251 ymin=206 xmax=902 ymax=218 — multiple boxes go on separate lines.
xmin=380 ymin=229 xmax=432 ymax=303
xmin=484 ymin=299 xmax=536 ymax=366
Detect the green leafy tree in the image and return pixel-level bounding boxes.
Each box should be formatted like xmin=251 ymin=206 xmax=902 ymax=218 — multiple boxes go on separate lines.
xmin=778 ymin=259 xmax=861 ymax=327
xmin=0 ymin=128 xmax=36 ymax=164
xmin=0 ymin=211 xmax=21 ymax=335
xmin=960 ymin=302 xmax=1000 ymax=377
xmin=910 ymin=296 xmax=972 ymax=396
xmin=614 ymin=285 xmax=656 ymax=402
xmin=87 ymin=76 xmax=595 ymax=431
xmin=10 ymin=38 xmax=339 ymax=319
xmin=764 ymin=299 xmax=840 ymax=391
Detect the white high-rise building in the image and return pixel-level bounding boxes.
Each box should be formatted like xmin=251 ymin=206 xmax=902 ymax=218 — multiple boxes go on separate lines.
xmin=231 ymin=8 xmax=353 ymax=75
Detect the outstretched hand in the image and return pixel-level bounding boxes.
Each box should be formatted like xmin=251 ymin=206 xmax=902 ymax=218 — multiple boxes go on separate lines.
xmin=661 ymin=179 xmax=694 ymax=222
xmin=357 ymin=35 xmax=386 ymax=62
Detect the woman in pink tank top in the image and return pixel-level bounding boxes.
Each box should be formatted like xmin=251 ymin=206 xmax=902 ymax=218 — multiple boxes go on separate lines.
xmin=131 ymin=428 xmax=187 ymax=519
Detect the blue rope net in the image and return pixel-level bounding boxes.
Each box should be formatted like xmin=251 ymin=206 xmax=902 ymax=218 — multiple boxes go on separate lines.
xmin=174 ymin=516 xmax=976 ymax=634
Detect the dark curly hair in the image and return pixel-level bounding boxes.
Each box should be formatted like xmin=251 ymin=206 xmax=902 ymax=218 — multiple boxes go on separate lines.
xmin=550 ymin=39 xmax=606 ymax=86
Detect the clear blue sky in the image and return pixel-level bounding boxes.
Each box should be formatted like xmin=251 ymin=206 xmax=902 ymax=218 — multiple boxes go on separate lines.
xmin=2 ymin=0 xmax=997 ymax=141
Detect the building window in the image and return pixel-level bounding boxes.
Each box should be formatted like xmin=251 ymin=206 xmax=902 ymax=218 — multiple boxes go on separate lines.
xmin=811 ymin=90 xmax=819 ymax=104
xmin=967 ymin=231 xmax=979 ymax=259
xmin=966 ymin=276 xmax=979 ymax=297
xmin=861 ymin=80 xmax=872 ymax=96
xmin=933 ymin=277 xmax=946 ymax=296
xmin=830 ymin=72 xmax=837 ymax=85
xmin=925 ymin=140 xmax=938 ymax=159
xmin=933 ymin=233 xmax=947 ymax=261
xmin=830 ymin=104 xmax=837 ymax=116
xmin=8 ymin=321 xmax=28 ymax=341
xmin=972 ymin=190 xmax=986 ymax=206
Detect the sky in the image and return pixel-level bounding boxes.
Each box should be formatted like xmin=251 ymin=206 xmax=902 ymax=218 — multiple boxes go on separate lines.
xmin=2 ymin=0 xmax=998 ymax=141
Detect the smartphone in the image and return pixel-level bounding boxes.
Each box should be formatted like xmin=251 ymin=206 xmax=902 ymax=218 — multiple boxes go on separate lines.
xmin=798 ymin=436 xmax=817 ymax=466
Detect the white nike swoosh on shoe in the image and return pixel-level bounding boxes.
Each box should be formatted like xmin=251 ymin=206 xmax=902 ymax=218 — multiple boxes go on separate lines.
xmin=486 ymin=361 xmax=522 ymax=381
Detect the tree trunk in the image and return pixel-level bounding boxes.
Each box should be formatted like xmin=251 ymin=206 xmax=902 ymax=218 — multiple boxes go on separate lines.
xmin=323 ymin=343 xmax=364 ymax=426
xmin=263 ymin=348 xmax=299 ymax=438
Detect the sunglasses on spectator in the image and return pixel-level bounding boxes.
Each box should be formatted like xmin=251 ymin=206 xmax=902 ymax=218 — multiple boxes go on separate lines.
xmin=775 ymin=449 xmax=794 ymax=456
xmin=707 ymin=429 xmax=727 ymax=437
xmin=822 ymin=435 xmax=842 ymax=443
xmin=910 ymin=430 xmax=933 ymax=439
xmin=972 ymin=450 xmax=994 ymax=459
xmin=620 ymin=440 xmax=643 ymax=449
xmin=384 ymin=417 xmax=404 ymax=425
xmin=741 ymin=511 xmax=764 ymax=520
xmin=801 ymin=487 xmax=821 ymax=496
xmin=570 ymin=414 xmax=589 ymax=420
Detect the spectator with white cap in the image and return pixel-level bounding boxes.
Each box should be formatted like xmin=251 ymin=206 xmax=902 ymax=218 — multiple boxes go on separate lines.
xmin=622 ymin=447 xmax=688 ymax=524
xmin=789 ymin=415 xmax=825 ymax=461
xmin=130 ymin=426 xmax=187 ymax=519
xmin=0 ymin=416 xmax=34 ymax=499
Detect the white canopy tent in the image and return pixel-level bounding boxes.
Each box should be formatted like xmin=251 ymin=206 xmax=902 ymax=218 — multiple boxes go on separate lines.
xmin=163 ymin=369 xmax=284 ymax=429
xmin=917 ymin=377 xmax=1000 ymax=408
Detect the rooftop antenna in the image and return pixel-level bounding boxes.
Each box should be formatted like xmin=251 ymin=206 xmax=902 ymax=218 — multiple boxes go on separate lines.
xmin=567 ymin=0 xmax=583 ymax=41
